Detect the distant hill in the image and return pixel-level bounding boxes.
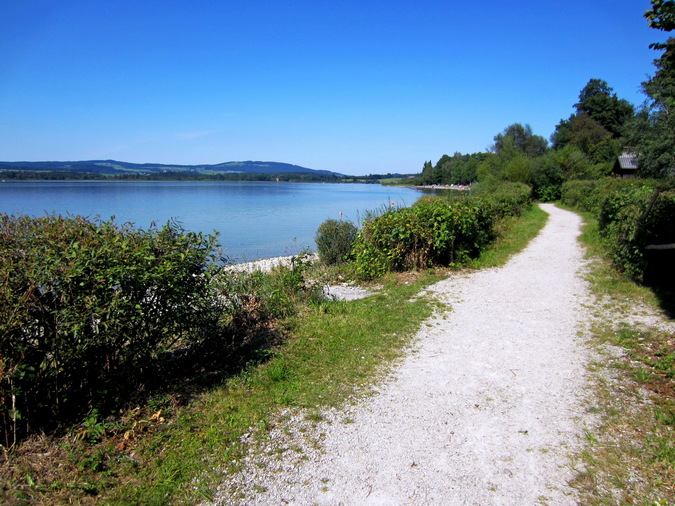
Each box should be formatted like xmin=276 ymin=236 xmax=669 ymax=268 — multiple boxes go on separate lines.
xmin=0 ymin=160 xmax=344 ymax=177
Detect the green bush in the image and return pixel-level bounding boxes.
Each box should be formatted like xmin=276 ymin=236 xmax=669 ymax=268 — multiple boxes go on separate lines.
xmin=315 ymin=219 xmax=358 ymax=265
xmin=560 ymin=179 xmax=604 ymax=212
xmin=353 ymin=183 xmax=532 ymax=279
xmin=562 ymin=178 xmax=675 ymax=282
xmin=598 ymin=183 xmax=675 ymax=281
xmin=0 ymin=215 xmax=224 ymax=445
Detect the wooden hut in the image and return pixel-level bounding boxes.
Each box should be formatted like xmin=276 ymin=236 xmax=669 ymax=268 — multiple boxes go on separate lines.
xmin=613 ymin=152 xmax=639 ymax=178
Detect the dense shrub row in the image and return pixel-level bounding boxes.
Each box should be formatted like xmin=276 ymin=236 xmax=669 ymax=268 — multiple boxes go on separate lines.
xmin=0 ymin=215 xmax=317 ymax=446
xmin=0 ymin=216 xmax=225 ymax=445
xmin=352 ymin=183 xmax=532 ymax=279
xmin=561 ymin=178 xmax=675 ymax=282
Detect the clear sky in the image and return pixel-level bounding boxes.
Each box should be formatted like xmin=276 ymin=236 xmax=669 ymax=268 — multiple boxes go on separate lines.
xmin=0 ymin=0 xmax=669 ymax=175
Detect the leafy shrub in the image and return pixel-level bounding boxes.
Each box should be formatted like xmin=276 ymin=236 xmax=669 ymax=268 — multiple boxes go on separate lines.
xmin=353 ymin=183 xmax=532 ymax=279
xmin=598 ymin=182 xmax=675 ymax=281
xmin=535 ymin=185 xmax=562 ymax=202
xmin=468 ymin=181 xmax=532 ymax=216
xmin=560 ymin=179 xmax=604 ymax=212
xmin=0 ymin=215 xmax=224 ymax=445
xmin=562 ymin=178 xmax=675 ymax=282
xmin=315 ymin=219 xmax=358 ymax=265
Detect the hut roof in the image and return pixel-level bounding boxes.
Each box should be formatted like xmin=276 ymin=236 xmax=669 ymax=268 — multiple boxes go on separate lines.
xmin=616 ymin=152 xmax=639 ymax=170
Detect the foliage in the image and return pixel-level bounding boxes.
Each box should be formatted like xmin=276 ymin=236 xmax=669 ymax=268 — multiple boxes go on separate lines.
xmin=492 ymin=123 xmax=549 ymax=158
xmin=0 ymin=215 xmax=229 ymax=446
xmin=645 ymin=0 xmax=675 ymax=35
xmin=528 ymin=153 xmax=565 ymax=201
xmin=561 ymin=178 xmax=675 ymax=281
xmin=630 ymin=38 xmax=675 ymax=177
xmin=221 ymin=256 xmax=318 ymax=326
xmin=551 ymin=79 xmax=633 ymax=168
xmin=574 ymin=79 xmax=635 ymax=138
xmin=315 ymin=219 xmax=358 ymax=265
xmin=353 ymin=183 xmax=531 ymax=279
xmin=476 ymin=149 xmax=531 ymax=185
xmin=622 ymin=1 xmax=675 ymax=178
xmin=475 ymin=124 xmax=554 ymax=189
xmin=550 ymin=113 xmax=619 ymax=164
xmin=626 ymin=106 xmax=675 ymax=179
xmin=560 ymin=179 xmax=605 ymax=212
xmin=411 ymin=152 xmax=485 ymax=186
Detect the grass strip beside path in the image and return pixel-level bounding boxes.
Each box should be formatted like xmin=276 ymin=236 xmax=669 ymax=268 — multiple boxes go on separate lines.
xmin=110 ymin=274 xmax=443 ymax=503
xmin=566 ymin=208 xmax=675 ymax=504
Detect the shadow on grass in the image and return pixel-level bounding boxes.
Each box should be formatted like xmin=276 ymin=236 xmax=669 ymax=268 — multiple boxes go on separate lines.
xmin=0 ymin=324 xmax=287 ymax=505
xmin=648 ymin=286 xmax=675 ymax=320
xmin=140 ymin=325 xmax=286 ymax=414
xmin=644 ymin=249 xmax=675 ymax=319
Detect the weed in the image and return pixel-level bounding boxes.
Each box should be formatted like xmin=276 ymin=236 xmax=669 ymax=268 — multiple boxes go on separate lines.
xmin=304 ymin=413 xmax=325 ymax=423
xmin=633 ymin=368 xmax=652 ymax=383
xmin=655 ymin=408 xmax=675 ymax=426
xmin=585 ymin=430 xmax=598 ymax=444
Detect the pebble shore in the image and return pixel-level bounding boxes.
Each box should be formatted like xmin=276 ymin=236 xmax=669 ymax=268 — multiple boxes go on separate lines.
xmin=226 ymin=254 xmax=318 ymax=273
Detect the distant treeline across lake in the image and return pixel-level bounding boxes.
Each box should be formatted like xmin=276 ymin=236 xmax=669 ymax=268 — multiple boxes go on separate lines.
xmin=0 ymin=181 xmax=422 ymax=262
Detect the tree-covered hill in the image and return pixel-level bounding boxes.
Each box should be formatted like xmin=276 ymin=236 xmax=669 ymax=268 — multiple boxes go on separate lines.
xmin=0 ymin=160 xmax=343 ymax=178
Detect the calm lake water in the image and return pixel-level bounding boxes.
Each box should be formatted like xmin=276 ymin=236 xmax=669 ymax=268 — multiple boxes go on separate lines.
xmin=0 ymin=181 xmax=422 ymax=262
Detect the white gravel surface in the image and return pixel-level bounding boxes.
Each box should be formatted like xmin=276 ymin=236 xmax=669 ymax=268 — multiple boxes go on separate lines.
xmin=212 ymin=203 xmax=594 ymax=505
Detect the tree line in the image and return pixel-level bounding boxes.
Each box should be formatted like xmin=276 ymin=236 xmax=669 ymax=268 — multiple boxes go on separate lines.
xmin=0 ymin=170 xmax=345 ymax=183
xmin=412 ymin=0 xmax=674 ymax=196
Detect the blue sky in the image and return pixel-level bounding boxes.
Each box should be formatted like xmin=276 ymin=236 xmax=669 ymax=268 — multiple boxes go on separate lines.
xmin=0 ymin=1 xmax=668 ymax=175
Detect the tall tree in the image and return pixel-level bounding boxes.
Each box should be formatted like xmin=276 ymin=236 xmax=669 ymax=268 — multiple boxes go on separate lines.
xmin=551 ymin=112 xmax=618 ymax=163
xmin=552 ymin=79 xmax=633 ymax=166
xmin=574 ymin=79 xmax=635 ymax=138
xmin=625 ymin=0 xmax=675 ymax=177
xmin=418 ymin=160 xmax=437 ymax=185
xmin=492 ymin=123 xmax=548 ymax=158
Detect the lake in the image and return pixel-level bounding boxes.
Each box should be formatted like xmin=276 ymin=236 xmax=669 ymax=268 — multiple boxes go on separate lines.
xmin=0 ymin=181 xmax=422 ymax=262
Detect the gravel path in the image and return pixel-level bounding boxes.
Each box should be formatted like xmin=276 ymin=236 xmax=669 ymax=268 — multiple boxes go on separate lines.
xmin=214 ymin=203 xmax=593 ymax=505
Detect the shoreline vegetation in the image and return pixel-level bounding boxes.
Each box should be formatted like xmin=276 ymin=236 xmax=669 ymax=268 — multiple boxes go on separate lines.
xmin=0 ymin=182 xmax=536 ymax=502
xmin=2 ymin=3 xmax=674 ymax=495
xmin=1 ymin=180 xmax=673 ymax=503
xmin=0 ymin=160 xmax=416 ymax=184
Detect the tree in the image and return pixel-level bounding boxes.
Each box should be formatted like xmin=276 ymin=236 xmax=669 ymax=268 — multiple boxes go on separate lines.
xmin=417 ymin=160 xmax=436 ymax=185
xmin=552 ymin=79 xmax=633 ymax=166
xmin=645 ymin=0 xmax=675 ymax=34
xmin=551 ymin=112 xmax=620 ymax=164
xmin=574 ymin=79 xmax=634 ymax=138
xmin=492 ymin=123 xmax=548 ymax=157
xmin=624 ymin=0 xmax=675 ymax=178
xmin=529 ymin=152 xmax=565 ymax=201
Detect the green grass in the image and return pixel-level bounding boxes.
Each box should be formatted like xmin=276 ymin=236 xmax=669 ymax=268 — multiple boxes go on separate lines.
xmin=0 ymin=199 xmax=550 ymax=504
xmin=559 ymin=205 xmax=660 ymax=307
xmin=567 ymin=207 xmax=675 ymax=505
xmin=106 ymin=273 xmax=443 ymax=503
xmin=470 ymin=203 xmax=549 ymax=268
